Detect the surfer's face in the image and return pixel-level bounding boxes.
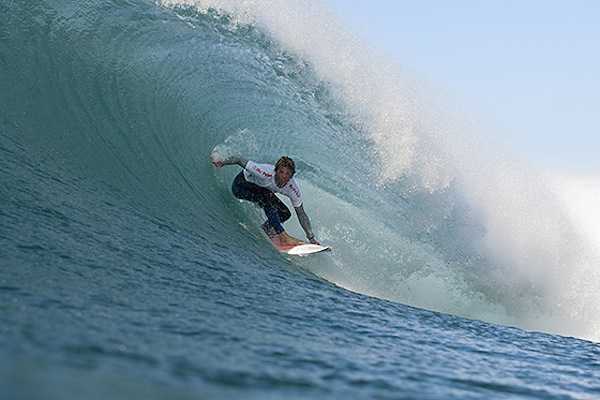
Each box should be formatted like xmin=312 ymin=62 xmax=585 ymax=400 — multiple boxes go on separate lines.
xmin=275 ymin=166 xmax=293 ymax=187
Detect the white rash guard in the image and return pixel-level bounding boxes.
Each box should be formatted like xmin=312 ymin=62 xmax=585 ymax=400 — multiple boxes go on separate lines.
xmin=243 ymin=161 xmax=303 ymax=208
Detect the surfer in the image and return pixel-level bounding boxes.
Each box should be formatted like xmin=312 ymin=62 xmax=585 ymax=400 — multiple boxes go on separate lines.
xmin=211 ymin=155 xmax=320 ymax=246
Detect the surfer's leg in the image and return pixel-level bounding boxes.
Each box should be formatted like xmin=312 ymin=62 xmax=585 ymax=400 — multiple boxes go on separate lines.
xmin=262 ymin=204 xmax=285 ymax=234
xmin=260 ymin=193 xmax=291 ymax=234
xmin=231 ymin=172 xmax=286 ymax=234
xmin=269 ymin=195 xmax=291 ymax=223
xmin=231 ymin=172 xmax=268 ymax=202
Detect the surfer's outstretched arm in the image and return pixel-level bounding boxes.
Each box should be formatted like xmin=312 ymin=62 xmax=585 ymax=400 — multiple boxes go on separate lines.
xmin=295 ymin=204 xmax=319 ymax=245
xmin=211 ymin=155 xmax=248 ymax=170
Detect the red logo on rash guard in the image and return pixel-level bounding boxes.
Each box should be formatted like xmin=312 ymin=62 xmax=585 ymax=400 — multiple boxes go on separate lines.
xmin=288 ymin=183 xmax=300 ymax=198
xmin=254 ymin=166 xmax=272 ymax=178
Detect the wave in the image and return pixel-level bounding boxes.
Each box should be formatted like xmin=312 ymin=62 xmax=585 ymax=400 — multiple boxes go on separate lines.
xmin=2 ymin=0 xmax=599 ymax=341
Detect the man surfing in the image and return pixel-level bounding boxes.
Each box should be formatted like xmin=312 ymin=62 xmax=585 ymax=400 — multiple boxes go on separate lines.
xmin=211 ymin=155 xmax=320 ymax=246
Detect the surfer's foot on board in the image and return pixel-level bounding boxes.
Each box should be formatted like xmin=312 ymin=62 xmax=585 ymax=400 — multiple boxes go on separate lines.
xmin=278 ymin=231 xmax=304 ymax=246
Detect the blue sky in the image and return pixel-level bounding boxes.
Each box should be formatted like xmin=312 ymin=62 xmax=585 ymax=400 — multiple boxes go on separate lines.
xmin=325 ymin=0 xmax=600 ymax=174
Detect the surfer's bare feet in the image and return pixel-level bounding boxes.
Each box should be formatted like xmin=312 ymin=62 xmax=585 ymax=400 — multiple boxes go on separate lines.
xmin=278 ymin=231 xmax=304 ymax=246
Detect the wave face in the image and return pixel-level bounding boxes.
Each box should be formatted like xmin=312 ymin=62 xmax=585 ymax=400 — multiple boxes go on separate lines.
xmin=2 ymin=0 xmax=599 ymax=346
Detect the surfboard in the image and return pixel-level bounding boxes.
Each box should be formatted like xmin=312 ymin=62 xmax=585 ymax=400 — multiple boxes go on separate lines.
xmin=269 ymin=236 xmax=331 ymax=256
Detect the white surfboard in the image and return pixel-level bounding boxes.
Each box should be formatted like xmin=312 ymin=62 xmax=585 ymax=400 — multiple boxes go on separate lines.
xmin=269 ymin=236 xmax=330 ymax=256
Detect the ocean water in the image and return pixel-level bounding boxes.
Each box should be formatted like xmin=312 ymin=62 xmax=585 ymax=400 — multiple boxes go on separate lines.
xmin=2 ymin=0 xmax=600 ymax=399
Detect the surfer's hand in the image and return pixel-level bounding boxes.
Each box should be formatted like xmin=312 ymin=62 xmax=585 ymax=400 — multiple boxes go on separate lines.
xmin=211 ymin=157 xmax=224 ymax=169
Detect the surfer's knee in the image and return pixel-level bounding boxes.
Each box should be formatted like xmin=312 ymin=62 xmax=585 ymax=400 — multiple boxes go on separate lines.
xmin=280 ymin=207 xmax=291 ymax=222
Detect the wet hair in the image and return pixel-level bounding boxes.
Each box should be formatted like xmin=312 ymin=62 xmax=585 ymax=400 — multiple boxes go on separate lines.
xmin=275 ymin=156 xmax=295 ymax=174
